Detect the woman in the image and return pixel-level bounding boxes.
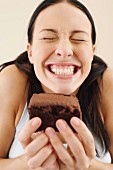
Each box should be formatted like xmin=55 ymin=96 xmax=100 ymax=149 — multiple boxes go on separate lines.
xmin=0 ymin=0 xmax=113 ymax=169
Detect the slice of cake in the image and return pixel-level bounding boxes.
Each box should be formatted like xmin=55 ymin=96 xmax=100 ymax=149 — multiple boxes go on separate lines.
xmin=28 ymin=93 xmax=82 ymax=132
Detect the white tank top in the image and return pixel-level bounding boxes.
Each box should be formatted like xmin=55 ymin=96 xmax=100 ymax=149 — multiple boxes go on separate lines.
xmin=8 ymin=104 xmax=29 ymax=158
xmin=8 ymin=104 xmax=111 ymax=163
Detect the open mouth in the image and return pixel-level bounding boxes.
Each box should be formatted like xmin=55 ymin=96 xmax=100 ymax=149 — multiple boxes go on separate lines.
xmin=45 ymin=64 xmax=81 ymax=76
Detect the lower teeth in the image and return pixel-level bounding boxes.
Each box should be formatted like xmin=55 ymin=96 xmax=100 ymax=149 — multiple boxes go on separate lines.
xmin=54 ymin=72 xmax=73 ymax=75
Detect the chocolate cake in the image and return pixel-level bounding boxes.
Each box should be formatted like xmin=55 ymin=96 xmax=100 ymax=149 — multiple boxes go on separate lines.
xmin=28 ymin=93 xmax=82 ymax=132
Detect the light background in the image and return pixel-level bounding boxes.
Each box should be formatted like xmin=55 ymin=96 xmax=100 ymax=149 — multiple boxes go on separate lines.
xmin=0 ymin=0 xmax=113 ymax=68
xmin=0 ymin=1 xmax=112 ymax=164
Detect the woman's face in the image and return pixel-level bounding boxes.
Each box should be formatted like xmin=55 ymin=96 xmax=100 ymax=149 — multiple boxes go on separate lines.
xmin=27 ymin=2 xmax=95 ymax=95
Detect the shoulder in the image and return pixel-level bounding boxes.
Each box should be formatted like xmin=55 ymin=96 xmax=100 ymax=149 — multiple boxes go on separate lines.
xmin=0 ymin=64 xmax=28 ymax=104
xmin=102 ymin=67 xmax=113 ymax=88
xmin=0 ymin=64 xmax=28 ymax=118
xmin=0 ymin=64 xmax=28 ymax=85
xmin=101 ymin=67 xmax=113 ymax=105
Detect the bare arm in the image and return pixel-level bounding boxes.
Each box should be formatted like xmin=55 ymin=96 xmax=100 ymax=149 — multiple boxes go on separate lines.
xmin=0 ymin=156 xmax=29 ymax=170
xmin=88 ymin=67 xmax=113 ymax=170
xmin=0 ymin=65 xmax=29 ymax=169
xmin=101 ymin=68 xmax=113 ymax=162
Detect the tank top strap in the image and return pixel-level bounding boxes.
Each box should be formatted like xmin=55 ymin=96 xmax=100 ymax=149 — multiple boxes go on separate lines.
xmin=15 ymin=103 xmax=29 ymax=135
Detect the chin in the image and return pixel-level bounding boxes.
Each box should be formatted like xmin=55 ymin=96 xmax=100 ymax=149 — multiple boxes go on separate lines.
xmin=51 ymin=86 xmax=75 ymax=95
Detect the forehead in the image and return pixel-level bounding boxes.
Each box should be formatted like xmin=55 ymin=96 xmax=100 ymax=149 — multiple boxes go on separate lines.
xmin=34 ymin=2 xmax=92 ymax=33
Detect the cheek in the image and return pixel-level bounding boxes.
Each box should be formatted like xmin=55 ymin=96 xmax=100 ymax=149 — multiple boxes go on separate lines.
xmin=76 ymin=46 xmax=94 ymax=64
xmin=32 ymin=45 xmax=54 ymax=63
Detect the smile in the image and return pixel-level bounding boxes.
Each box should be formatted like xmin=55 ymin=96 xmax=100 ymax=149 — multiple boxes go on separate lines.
xmin=45 ymin=64 xmax=81 ymax=76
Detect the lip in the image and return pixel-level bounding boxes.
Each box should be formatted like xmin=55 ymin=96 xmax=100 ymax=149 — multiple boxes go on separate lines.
xmin=45 ymin=63 xmax=81 ymax=79
xmin=45 ymin=63 xmax=80 ymax=67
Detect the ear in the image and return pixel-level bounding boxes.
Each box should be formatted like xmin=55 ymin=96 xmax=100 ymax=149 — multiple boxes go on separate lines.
xmin=27 ymin=43 xmax=34 ymax=64
xmin=92 ymin=45 xmax=96 ymax=60
xmin=92 ymin=44 xmax=96 ymax=54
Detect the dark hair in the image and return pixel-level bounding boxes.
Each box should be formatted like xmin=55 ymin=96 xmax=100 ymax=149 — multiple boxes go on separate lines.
xmin=0 ymin=0 xmax=110 ymax=157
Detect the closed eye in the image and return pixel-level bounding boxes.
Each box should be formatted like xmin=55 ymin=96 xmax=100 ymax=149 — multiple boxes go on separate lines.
xmin=42 ymin=37 xmax=57 ymax=40
xmin=71 ymin=39 xmax=87 ymax=44
xmin=71 ymin=39 xmax=85 ymax=42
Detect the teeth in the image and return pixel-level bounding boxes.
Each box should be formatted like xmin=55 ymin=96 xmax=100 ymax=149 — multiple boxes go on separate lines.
xmin=50 ymin=65 xmax=75 ymax=75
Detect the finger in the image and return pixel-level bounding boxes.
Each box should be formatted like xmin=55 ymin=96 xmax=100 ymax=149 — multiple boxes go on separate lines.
xmin=31 ymin=131 xmax=43 ymax=140
xmin=27 ymin=144 xmax=53 ymax=169
xmin=56 ymin=119 xmax=87 ymax=163
xmin=25 ymin=132 xmax=49 ymax=157
xmin=18 ymin=117 xmax=41 ymax=148
xmin=45 ymin=127 xmax=74 ymax=167
xmin=42 ymin=152 xmax=59 ymax=170
xmin=67 ymin=145 xmax=74 ymax=158
xmin=71 ymin=117 xmax=96 ymax=158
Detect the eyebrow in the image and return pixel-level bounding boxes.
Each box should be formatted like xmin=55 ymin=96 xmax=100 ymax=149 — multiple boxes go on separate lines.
xmin=39 ymin=29 xmax=88 ymax=36
xmin=39 ymin=29 xmax=57 ymax=33
xmin=71 ymin=30 xmax=89 ymax=36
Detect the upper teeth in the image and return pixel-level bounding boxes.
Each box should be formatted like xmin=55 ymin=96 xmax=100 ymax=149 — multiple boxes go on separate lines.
xmin=50 ymin=65 xmax=74 ymax=75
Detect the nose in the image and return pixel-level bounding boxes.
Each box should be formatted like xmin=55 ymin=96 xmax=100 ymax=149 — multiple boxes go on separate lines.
xmin=55 ymin=40 xmax=73 ymax=57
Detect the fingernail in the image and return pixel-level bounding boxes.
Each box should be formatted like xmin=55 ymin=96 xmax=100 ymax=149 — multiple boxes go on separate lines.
xmin=46 ymin=128 xmax=55 ymax=139
xmin=71 ymin=117 xmax=80 ymax=126
xmin=31 ymin=118 xmax=40 ymax=127
xmin=57 ymin=120 xmax=67 ymax=131
xmin=31 ymin=133 xmax=37 ymax=139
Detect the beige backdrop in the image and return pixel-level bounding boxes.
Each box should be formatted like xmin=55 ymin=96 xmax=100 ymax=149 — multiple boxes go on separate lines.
xmin=0 ymin=0 xmax=113 ymax=68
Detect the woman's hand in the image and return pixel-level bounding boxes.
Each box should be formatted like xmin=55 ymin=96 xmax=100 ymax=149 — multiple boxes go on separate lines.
xmin=19 ymin=117 xmax=59 ymax=170
xmin=45 ymin=117 xmax=96 ymax=170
